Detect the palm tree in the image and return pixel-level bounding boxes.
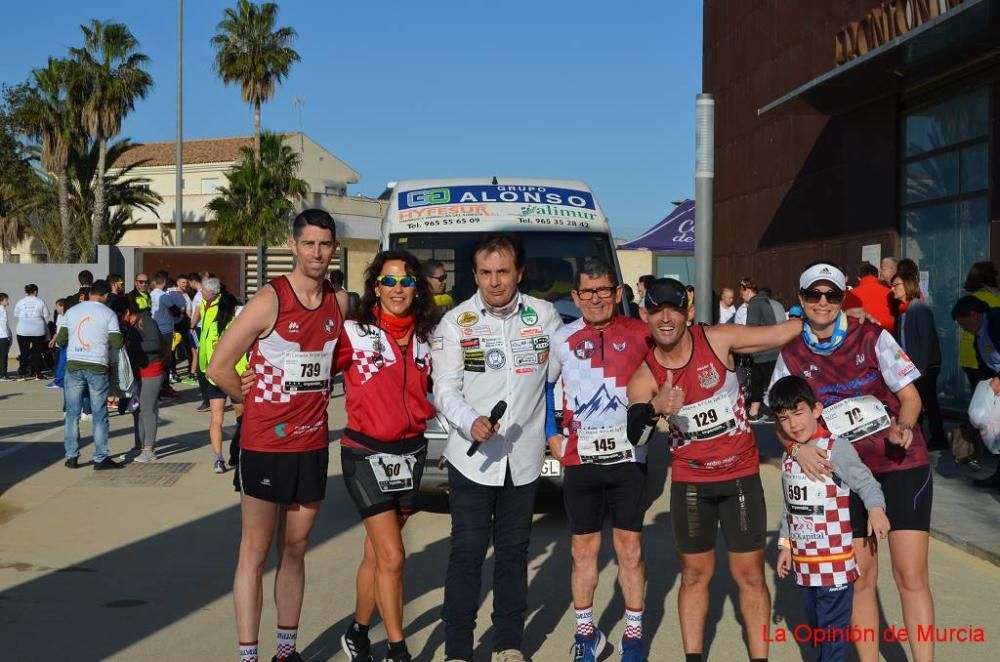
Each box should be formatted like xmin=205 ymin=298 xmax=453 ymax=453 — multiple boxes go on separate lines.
xmin=211 ymin=0 xmax=300 ymax=164
xmin=65 ymin=137 xmax=162 ymax=255
xmin=0 ymin=113 xmax=44 ymax=260
xmin=207 ymin=132 xmax=307 ymax=245
xmin=22 ymin=58 xmax=80 ymax=262
xmin=71 ymin=20 xmax=152 ymax=260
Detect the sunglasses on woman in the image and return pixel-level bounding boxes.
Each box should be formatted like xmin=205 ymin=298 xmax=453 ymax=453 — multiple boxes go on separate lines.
xmin=800 ymin=288 xmax=845 ymax=304
xmin=377 ymin=274 xmax=417 ymax=288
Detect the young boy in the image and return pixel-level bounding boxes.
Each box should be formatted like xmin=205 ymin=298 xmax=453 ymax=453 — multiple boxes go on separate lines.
xmin=769 ymin=375 xmax=891 ymax=662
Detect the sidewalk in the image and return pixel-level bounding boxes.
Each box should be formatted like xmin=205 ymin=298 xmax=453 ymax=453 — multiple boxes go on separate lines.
xmin=754 ymin=424 xmax=1000 ymax=567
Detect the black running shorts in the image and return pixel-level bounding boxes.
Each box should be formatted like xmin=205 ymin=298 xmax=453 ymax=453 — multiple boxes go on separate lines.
xmin=341 ymin=446 xmax=426 ymax=519
xmin=563 ymin=462 xmax=649 ymax=535
xmin=234 ymin=447 xmax=329 ymax=505
xmin=850 ymin=464 xmax=932 ymax=537
xmin=670 ymin=473 xmax=767 ymax=554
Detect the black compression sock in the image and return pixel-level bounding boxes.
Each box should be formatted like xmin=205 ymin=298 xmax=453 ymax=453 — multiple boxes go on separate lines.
xmin=686 ymin=655 xmax=703 ymax=662
xmin=388 ymin=640 xmax=408 ymax=654
xmin=351 ymin=620 xmax=370 ymax=635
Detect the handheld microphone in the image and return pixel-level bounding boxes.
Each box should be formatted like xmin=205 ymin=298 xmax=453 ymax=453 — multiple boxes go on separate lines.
xmin=467 ymin=400 xmax=507 ymax=456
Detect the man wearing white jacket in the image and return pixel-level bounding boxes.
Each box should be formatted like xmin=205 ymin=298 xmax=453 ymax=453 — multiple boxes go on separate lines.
xmin=433 ymin=234 xmax=562 ymax=662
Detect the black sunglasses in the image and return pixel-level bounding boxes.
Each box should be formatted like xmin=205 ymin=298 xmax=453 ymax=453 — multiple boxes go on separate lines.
xmin=800 ymin=288 xmax=845 ymax=304
xmin=428 ymin=274 xmax=447 ymax=282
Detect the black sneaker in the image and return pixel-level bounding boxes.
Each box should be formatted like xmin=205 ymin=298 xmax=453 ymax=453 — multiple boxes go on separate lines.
xmin=64 ymin=457 xmax=79 ymax=469
xmin=383 ymin=651 xmax=412 ymax=662
xmin=341 ymin=625 xmax=373 ymax=662
xmin=272 ymin=653 xmax=303 ymax=662
xmin=93 ymin=457 xmax=124 ymax=470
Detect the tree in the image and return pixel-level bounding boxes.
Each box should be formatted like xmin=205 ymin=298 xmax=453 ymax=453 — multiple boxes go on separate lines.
xmin=71 ymin=20 xmax=152 ymax=260
xmin=211 ymin=0 xmax=300 ymax=164
xmin=207 ymin=132 xmax=307 ymax=245
xmin=0 ymin=85 xmax=45 ymax=260
xmin=20 ymin=58 xmax=81 ymax=262
xmin=64 ymin=137 xmax=162 ymax=256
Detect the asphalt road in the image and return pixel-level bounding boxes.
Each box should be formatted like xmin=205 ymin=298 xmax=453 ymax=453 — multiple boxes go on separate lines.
xmin=0 ymin=380 xmax=998 ymax=661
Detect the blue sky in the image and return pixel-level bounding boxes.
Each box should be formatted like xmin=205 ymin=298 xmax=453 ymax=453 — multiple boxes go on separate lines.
xmin=0 ymin=0 xmax=702 ymax=240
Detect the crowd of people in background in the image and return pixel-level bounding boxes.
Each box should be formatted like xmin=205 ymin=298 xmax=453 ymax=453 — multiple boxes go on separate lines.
xmin=0 ymin=267 xmax=250 ymax=473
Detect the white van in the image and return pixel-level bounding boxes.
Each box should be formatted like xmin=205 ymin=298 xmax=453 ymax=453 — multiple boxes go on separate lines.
xmin=381 ymin=178 xmax=629 ymax=494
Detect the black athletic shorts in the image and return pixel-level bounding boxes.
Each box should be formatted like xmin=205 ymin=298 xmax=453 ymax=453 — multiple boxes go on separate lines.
xmin=341 ymin=446 xmax=426 ymax=519
xmin=206 ymin=383 xmax=227 ymax=401
xmin=563 ymin=462 xmax=649 ymax=535
xmin=670 ymin=473 xmax=767 ymax=554
xmin=850 ymin=464 xmax=932 ymax=537
xmin=234 ymin=447 xmax=328 ymax=505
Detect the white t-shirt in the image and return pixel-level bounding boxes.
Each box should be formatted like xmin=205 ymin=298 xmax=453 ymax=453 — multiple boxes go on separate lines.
xmin=191 ymin=291 xmax=204 ymax=327
xmin=719 ymin=303 xmax=736 ymax=323
xmin=734 ymin=303 xmax=749 ymax=325
xmin=14 ymin=295 xmax=49 ymax=337
xmin=0 ymin=306 xmax=9 ymax=339
xmin=60 ymin=301 xmax=120 ymax=366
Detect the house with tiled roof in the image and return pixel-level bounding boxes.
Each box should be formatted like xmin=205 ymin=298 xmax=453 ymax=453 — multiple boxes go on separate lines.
xmin=110 ymin=132 xmax=384 ymax=248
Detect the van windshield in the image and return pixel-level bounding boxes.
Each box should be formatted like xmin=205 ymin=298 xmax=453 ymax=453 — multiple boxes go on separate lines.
xmin=390 ymin=231 xmax=621 ymax=321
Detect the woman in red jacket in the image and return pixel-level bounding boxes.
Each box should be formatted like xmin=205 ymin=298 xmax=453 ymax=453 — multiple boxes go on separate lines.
xmin=337 ymin=250 xmax=437 ymax=662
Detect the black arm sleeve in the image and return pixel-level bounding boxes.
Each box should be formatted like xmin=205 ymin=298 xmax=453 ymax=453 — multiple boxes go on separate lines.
xmin=627 ymin=402 xmax=659 ymax=447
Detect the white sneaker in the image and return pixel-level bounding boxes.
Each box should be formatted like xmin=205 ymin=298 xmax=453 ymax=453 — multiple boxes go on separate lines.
xmin=493 ymin=651 xmax=525 ymax=662
xmin=79 ymin=413 xmax=92 ymax=422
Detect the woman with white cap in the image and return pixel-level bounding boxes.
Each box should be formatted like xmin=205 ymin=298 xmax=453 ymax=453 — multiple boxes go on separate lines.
xmin=769 ymin=261 xmax=934 ymax=662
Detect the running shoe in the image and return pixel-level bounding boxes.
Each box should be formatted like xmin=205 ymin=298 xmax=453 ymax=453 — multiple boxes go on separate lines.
xmin=80 ymin=412 xmax=92 ymax=422
xmin=340 ymin=624 xmax=373 ymax=662
xmin=493 ymin=651 xmax=526 ymax=662
xmin=213 ymin=459 xmax=226 ymax=474
xmin=571 ymin=630 xmax=607 ymax=662
xmin=619 ymin=635 xmax=645 ymax=662
xmin=64 ymin=457 xmax=79 ymax=469
xmin=271 ymin=653 xmax=303 ymax=662
xmin=382 ymin=650 xmax=411 ymax=662
xmin=184 ymin=375 xmax=199 ymax=385
xmin=196 ymin=402 xmax=211 ymax=413
xmin=134 ymin=449 xmax=157 ymax=463
xmin=748 ymin=413 xmax=773 ymax=425
xmin=45 ymin=381 xmax=59 ymax=389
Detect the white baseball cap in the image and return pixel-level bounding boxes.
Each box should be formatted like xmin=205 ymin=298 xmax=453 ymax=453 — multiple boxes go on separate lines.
xmin=799 ymin=263 xmax=846 ymax=291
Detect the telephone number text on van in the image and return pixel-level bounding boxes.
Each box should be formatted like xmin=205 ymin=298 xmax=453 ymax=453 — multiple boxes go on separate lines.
xmin=403 ymin=217 xmax=482 ymax=230
xmin=517 ymin=217 xmax=590 ymax=228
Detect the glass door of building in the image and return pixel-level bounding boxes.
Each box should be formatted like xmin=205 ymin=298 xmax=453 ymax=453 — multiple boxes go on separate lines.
xmin=901 ymin=86 xmax=991 ymax=409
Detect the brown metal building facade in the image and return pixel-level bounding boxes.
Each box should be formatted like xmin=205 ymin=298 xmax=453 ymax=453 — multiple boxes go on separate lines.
xmin=703 ymin=0 xmax=1000 ymax=406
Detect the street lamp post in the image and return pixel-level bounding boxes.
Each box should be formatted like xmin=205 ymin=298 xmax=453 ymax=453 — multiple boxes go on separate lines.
xmin=175 ymin=0 xmax=183 ymax=246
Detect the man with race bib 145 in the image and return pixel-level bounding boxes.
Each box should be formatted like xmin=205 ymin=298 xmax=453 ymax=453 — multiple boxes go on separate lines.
xmin=546 ymin=259 xmax=652 ymax=662
xmin=625 ymin=278 xmax=804 ymax=662
xmin=208 ymin=209 xmax=343 ymax=662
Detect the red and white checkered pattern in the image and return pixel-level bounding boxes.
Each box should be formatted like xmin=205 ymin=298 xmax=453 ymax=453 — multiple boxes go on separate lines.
xmin=784 ymin=436 xmax=858 ymax=588
xmin=253 ymin=362 xmax=291 ymax=405
xmin=352 ymin=349 xmax=396 ymax=385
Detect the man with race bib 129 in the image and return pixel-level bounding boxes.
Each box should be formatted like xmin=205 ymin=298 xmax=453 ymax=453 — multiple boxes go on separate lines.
xmin=208 ymin=209 xmax=343 ymax=662
xmin=625 ymin=278 xmax=803 ymax=662
xmin=546 ymin=259 xmax=652 ymax=662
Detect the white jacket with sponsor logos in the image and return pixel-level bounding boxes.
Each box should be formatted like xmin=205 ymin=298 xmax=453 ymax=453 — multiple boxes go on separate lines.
xmin=432 ymin=291 xmax=562 ymax=486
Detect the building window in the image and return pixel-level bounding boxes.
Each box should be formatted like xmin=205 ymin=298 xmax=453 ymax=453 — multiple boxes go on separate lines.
xmin=901 ymin=86 xmax=991 ymax=409
xmin=325 ymin=185 xmax=345 ymax=196
xmin=201 ymin=178 xmax=221 ymax=194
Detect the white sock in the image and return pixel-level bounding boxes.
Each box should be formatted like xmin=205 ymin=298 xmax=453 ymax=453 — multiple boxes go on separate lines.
xmin=275 ymin=625 xmax=298 ymax=660
xmin=238 ymin=642 xmax=258 ymax=662
xmin=575 ymin=604 xmax=595 ymax=637
xmin=624 ymin=606 xmax=643 ymax=640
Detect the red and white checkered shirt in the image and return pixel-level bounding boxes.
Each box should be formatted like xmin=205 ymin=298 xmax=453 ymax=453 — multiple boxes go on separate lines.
xmin=782 ymin=435 xmax=859 ymax=587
